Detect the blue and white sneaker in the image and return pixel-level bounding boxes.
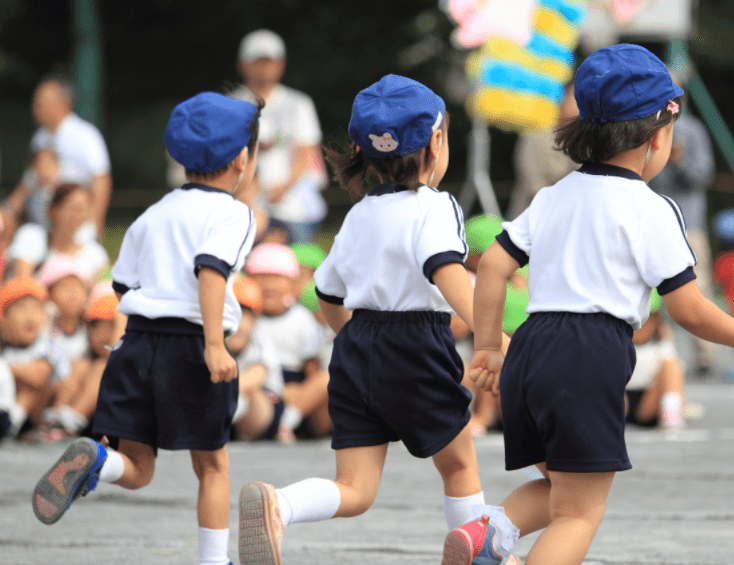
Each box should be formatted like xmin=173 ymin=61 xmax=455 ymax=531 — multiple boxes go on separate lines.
xmin=32 ymin=437 xmax=107 ymax=524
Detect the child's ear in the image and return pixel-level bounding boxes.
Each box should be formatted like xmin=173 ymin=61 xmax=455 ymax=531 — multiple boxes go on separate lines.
xmin=235 ymin=147 xmax=249 ymax=171
xmin=429 ymin=129 xmax=442 ymax=160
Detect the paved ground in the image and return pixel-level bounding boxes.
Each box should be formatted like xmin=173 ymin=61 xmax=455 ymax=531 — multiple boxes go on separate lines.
xmin=2 ymin=380 xmax=733 ymax=565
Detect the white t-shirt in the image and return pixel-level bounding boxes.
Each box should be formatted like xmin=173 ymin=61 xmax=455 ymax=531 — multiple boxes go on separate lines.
xmin=253 ymin=304 xmax=324 ymax=372
xmin=29 ymin=113 xmax=110 ymax=182
xmin=235 ymin=327 xmax=284 ymax=394
xmin=314 ymin=183 xmax=468 ymax=313
xmin=1 ymin=329 xmax=71 ymax=383
xmin=111 ymin=183 xmax=256 ymax=334
xmin=230 ymin=84 xmax=325 ymax=223
xmin=499 ymin=163 xmax=697 ymax=330
xmin=7 ymin=222 xmax=109 ymax=283
xmin=626 ymin=339 xmax=678 ymax=390
xmin=51 ymin=323 xmax=89 ymax=364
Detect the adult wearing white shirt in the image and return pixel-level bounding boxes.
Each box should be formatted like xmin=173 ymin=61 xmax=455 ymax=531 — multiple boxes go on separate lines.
xmin=2 ymin=77 xmax=112 ymax=242
xmin=230 ymin=29 xmax=327 ymax=243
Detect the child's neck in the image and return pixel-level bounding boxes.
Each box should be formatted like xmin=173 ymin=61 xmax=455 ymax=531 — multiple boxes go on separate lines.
xmin=55 ymin=314 xmax=81 ymax=335
xmin=603 ymin=144 xmax=648 ymax=180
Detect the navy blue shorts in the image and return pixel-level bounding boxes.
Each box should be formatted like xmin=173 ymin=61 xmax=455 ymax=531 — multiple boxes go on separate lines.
xmin=328 ymin=310 xmax=471 ymax=458
xmin=500 ymin=312 xmax=636 ymax=473
xmin=93 ymin=316 xmax=239 ymax=453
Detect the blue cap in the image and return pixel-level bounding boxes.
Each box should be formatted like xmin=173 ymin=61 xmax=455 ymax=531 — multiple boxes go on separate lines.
xmin=348 ymin=74 xmax=446 ymax=160
xmin=574 ymin=44 xmax=684 ymax=123
xmin=165 ymin=92 xmax=259 ymax=173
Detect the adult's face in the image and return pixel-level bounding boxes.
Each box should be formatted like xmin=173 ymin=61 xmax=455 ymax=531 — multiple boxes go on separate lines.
xmin=238 ymin=58 xmax=286 ymax=91
xmin=32 ymin=81 xmax=70 ymax=129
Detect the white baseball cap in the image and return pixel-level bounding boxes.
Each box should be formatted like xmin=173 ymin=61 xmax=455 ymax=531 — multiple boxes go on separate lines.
xmin=238 ymin=29 xmax=286 ymax=62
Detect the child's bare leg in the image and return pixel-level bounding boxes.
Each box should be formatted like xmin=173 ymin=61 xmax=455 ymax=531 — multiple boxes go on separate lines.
xmin=433 ymin=425 xmax=482 ymax=497
xmin=635 ymin=358 xmax=685 ymax=424
xmin=524 ymin=470 xmax=615 ymax=565
xmin=500 ymin=463 xmax=552 ymax=536
xmin=307 ymin=401 xmax=332 ymax=436
xmin=68 ymin=358 xmax=105 ymax=418
xmin=282 ymin=371 xmax=329 ymax=417
xmin=113 ymin=438 xmax=156 ymax=489
xmin=235 ymin=390 xmax=274 ymax=439
xmin=191 ymin=446 xmax=230 ymax=529
xmin=334 ymin=444 xmax=388 ymax=517
xmin=53 ymin=359 xmax=91 ymax=408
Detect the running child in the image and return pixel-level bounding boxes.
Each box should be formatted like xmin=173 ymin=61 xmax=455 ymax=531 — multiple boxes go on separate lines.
xmin=446 ymin=44 xmax=734 ymax=565
xmin=237 ymin=74 xmax=515 ymax=565
xmin=31 ymin=91 xmax=263 ymax=565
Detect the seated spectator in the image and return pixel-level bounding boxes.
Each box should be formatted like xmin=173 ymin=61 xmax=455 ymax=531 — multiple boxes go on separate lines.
xmin=227 ymin=276 xmax=301 ymax=443
xmin=625 ymin=291 xmax=688 ymax=431
xmin=6 ymin=183 xmax=109 ymax=282
xmin=41 ymin=284 xmax=124 ymax=441
xmin=0 ymin=277 xmax=69 ymax=437
xmin=245 ymin=243 xmax=331 ymax=438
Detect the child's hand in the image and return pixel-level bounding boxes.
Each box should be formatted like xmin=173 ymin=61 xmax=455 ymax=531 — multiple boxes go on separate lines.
xmin=468 ymin=348 xmax=504 ymax=396
xmin=204 ymin=343 xmax=238 ymax=383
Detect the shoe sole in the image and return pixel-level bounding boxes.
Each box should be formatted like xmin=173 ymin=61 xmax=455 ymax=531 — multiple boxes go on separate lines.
xmin=239 ymin=481 xmax=281 ymax=565
xmin=32 ymin=437 xmax=101 ymax=525
xmin=441 ymin=528 xmax=474 ymax=565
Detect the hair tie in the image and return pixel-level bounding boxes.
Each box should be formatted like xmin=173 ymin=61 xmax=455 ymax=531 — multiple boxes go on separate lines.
xmin=666 ymin=100 xmax=680 ymax=115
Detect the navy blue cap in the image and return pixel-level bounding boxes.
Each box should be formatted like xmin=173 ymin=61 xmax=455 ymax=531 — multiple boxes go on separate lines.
xmin=574 ymin=44 xmax=684 ymax=123
xmin=165 ymin=92 xmax=259 ymax=173
xmin=348 ymin=74 xmax=446 ymax=160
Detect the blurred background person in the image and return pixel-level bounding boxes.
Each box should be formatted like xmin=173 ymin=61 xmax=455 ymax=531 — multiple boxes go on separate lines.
xmin=231 ymin=29 xmax=327 ymax=243
xmin=2 ymin=77 xmax=112 ymax=244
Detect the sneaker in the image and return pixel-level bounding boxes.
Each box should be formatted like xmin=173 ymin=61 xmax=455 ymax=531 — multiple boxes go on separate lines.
xmin=442 ymin=514 xmax=502 ymax=565
xmin=239 ymin=481 xmax=284 ymax=565
xmin=32 ymin=437 xmax=107 ymax=525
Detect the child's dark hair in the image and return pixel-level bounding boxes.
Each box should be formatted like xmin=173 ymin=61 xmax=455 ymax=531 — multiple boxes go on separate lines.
xmin=49 ymin=183 xmax=87 ymax=210
xmin=555 ymin=96 xmax=683 ymax=164
xmin=185 ymin=89 xmax=264 ymax=179
xmin=323 ymin=113 xmax=450 ymax=200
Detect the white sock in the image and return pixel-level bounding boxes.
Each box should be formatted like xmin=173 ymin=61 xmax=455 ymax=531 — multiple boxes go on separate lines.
xmin=275 ymin=478 xmax=341 ymax=527
xmin=279 ymin=404 xmax=303 ymax=430
xmin=444 ymin=491 xmax=485 ymax=530
xmin=98 ymin=449 xmax=125 ymax=483
xmin=198 ymin=527 xmax=229 ymax=565
xmin=8 ymin=403 xmax=27 ymax=436
xmin=660 ymin=392 xmax=684 ymax=429
xmin=58 ymin=405 xmax=89 ymax=432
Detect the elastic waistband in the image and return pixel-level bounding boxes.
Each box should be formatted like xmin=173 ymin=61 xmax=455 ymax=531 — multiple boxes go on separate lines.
xmin=126 ymin=315 xmax=204 ymax=335
xmin=527 ymin=311 xmax=632 ymax=338
xmin=352 ymin=309 xmax=451 ymax=325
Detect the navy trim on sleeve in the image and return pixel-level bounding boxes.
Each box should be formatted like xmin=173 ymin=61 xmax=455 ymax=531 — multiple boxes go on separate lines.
xmin=315 ymin=286 xmax=345 ymax=305
xmin=423 ymin=251 xmax=465 ymax=284
xmin=495 ymin=231 xmax=529 ymax=267
xmin=659 ymin=194 xmax=697 ymax=265
xmin=111 ymin=281 xmax=130 ymax=295
xmin=194 ymin=254 xmax=230 ymax=279
xmin=657 ymin=267 xmax=697 ymax=295
xmin=447 ymin=193 xmax=469 ymax=258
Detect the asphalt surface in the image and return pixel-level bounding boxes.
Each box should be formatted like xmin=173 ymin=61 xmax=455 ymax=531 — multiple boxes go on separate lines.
xmin=2 ymin=380 xmax=733 ymax=565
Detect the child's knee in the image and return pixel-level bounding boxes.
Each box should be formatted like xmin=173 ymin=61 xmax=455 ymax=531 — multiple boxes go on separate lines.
xmin=191 ymin=449 xmax=229 ymax=480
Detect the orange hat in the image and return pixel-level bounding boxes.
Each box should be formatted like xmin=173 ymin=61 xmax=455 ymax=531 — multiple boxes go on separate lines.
xmin=85 ymin=294 xmax=119 ymax=322
xmin=233 ymin=275 xmax=262 ymax=314
xmin=0 ymin=276 xmax=48 ymax=316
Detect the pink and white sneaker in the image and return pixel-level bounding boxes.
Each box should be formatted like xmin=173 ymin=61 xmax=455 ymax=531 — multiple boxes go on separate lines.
xmin=442 ymin=514 xmax=503 ymax=565
xmin=239 ymin=481 xmax=285 ymax=565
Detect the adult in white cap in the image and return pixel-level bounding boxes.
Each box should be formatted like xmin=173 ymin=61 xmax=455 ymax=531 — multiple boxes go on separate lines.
xmin=229 ymin=29 xmax=327 ymax=243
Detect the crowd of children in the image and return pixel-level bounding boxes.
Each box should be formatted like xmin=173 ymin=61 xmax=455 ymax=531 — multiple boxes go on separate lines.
xmin=5 ymin=39 xmax=732 ymax=565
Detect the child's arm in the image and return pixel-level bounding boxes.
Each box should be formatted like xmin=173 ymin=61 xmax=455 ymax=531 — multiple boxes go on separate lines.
xmin=470 ymin=242 xmax=520 ymax=395
xmin=663 ymin=279 xmax=734 ymax=345
xmin=317 ymin=299 xmax=352 ymax=334
xmin=199 ymin=267 xmax=238 ymax=383
xmin=433 ymin=263 xmax=475 ymax=332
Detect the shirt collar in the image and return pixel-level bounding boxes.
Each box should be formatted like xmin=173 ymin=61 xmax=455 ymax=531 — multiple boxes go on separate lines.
xmin=367 ymin=183 xmax=410 ymax=197
xmin=578 ymin=163 xmax=644 ymax=182
xmin=180 ymin=182 xmax=234 ymax=197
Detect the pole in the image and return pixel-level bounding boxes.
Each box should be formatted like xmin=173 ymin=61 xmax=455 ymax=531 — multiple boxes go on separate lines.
xmin=72 ymin=0 xmax=103 ymax=131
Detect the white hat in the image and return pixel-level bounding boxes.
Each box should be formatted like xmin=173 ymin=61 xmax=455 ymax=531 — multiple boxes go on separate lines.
xmin=238 ymin=29 xmax=286 ymax=62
